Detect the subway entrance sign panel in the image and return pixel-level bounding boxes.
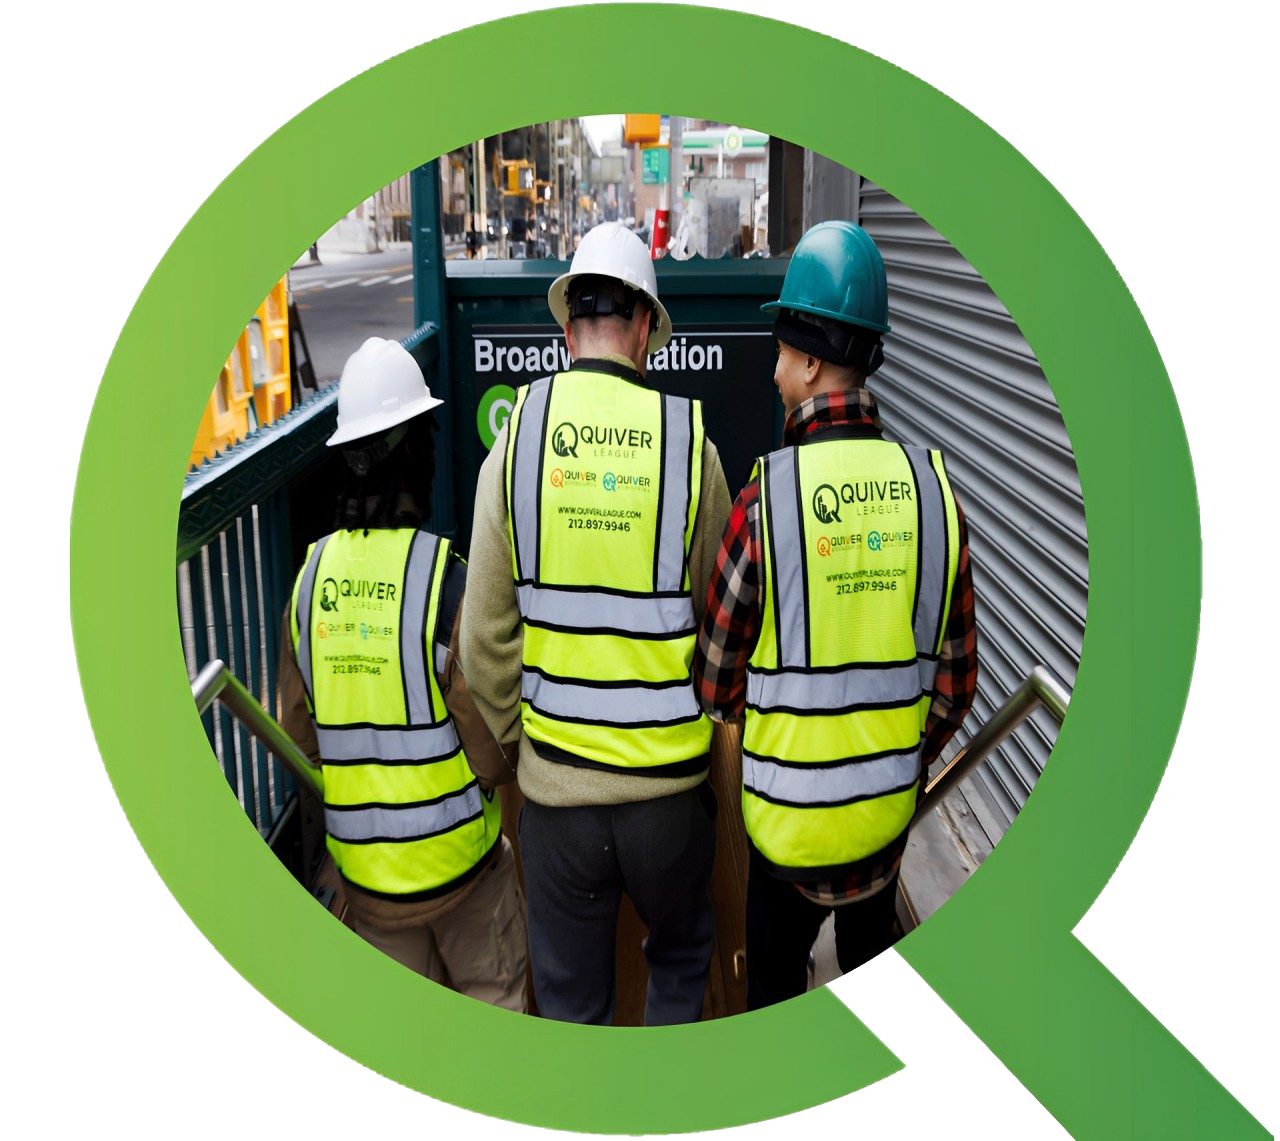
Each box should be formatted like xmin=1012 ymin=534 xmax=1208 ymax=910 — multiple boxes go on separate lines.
xmin=470 ymin=323 xmax=777 ymax=499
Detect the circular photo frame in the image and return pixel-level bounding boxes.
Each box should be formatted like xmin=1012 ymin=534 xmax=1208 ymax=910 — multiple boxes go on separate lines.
xmin=71 ymin=5 xmax=1216 ymax=1135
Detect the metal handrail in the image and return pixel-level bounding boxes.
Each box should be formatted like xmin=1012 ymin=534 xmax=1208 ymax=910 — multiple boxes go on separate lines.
xmin=192 ymin=658 xmax=323 ymax=796
xmin=892 ymin=665 xmax=1071 ymax=933
xmin=914 ymin=664 xmax=1070 ymax=823
xmin=192 ymin=657 xmax=1068 ymax=852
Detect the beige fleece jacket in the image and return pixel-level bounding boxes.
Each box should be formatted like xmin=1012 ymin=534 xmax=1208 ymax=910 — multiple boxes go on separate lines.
xmin=458 ymin=359 xmax=732 ymax=808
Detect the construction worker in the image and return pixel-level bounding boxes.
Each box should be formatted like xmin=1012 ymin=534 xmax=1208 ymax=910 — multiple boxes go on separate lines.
xmin=693 ymin=221 xmax=978 ymax=1009
xmin=459 ymin=221 xmax=732 ymax=1025
xmin=278 ymin=337 xmax=528 ymax=1012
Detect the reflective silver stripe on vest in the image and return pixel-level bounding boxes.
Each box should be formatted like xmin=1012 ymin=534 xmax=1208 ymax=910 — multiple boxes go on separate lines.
xmin=743 ymin=749 xmax=920 ymax=807
xmin=918 ymin=656 xmax=939 ymax=695
xmin=516 ymin=583 xmax=695 ymax=635
xmin=746 ymin=660 xmax=923 ymax=712
xmin=902 ymin=445 xmax=948 ymax=655
xmin=510 ymin=377 xmax=553 ymax=581
xmin=400 ymin=531 xmax=441 ymax=725
xmin=325 ymin=783 xmax=482 ymax=843
xmin=657 ymin=394 xmax=692 ymax=593
xmin=763 ymin=450 xmax=807 ymax=669
xmin=509 ymin=376 xmax=696 ymax=601
xmin=294 ymin=533 xmax=331 ymax=702
xmin=522 ymin=669 xmax=700 ymax=725
xmin=316 ymin=721 xmax=461 ymax=763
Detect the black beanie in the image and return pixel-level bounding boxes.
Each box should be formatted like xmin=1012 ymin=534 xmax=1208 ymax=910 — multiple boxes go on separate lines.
xmin=772 ymin=308 xmax=879 ymax=369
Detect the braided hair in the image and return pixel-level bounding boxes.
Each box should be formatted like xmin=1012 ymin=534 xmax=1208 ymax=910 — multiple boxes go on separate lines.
xmin=333 ymin=412 xmax=438 ymax=531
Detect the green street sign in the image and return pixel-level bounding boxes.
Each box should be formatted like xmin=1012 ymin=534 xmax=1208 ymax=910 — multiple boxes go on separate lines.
xmin=642 ymin=146 xmax=669 ymax=185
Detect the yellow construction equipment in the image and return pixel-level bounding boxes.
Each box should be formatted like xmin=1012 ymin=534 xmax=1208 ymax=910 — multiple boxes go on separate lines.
xmin=190 ymin=278 xmax=292 ymax=468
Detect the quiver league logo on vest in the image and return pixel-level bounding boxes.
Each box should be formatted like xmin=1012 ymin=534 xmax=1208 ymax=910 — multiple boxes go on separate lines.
xmin=744 ymin=436 xmax=960 ymax=877
xmin=291 ymin=528 xmax=501 ymax=896
xmin=505 ymin=369 xmax=712 ymax=773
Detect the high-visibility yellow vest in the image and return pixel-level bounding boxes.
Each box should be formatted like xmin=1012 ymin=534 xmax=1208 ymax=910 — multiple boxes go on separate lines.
xmin=743 ymin=428 xmax=961 ymax=877
xmin=290 ymin=527 xmax=501 ymax=896
xmin=504 ymin=362 xmax=712 ymax=773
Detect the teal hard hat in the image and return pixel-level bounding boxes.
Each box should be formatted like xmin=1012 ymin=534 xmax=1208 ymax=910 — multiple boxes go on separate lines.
xmin=761 ymin=220 xmax=891 ymax=335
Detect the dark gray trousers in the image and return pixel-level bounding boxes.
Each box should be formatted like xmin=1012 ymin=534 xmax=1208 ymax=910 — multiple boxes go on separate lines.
xmin=518 ymin=783 xmax=717 ymax=1025
xmin=745 ymin=857 xmax=902 ymax=1010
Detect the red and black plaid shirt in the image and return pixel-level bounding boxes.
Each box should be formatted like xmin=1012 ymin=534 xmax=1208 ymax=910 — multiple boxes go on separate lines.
xmin=693 ymin=388 xmax=978 ymax=901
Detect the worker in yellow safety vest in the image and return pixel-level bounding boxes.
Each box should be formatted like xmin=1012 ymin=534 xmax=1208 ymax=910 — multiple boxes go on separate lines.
xmin=279 ymin=336 xmax=528 ymax=1011
xmin=459 ymin=222 xmax=732 ymax=1025
xmin=693 ymin=221 xmax=979 ymax=1009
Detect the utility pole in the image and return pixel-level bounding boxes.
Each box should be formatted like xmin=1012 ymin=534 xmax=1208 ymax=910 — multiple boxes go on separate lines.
xmin=668 ymin=115 xmax=684 ymax=249
xmin=472 ymin=138 xmax=488 ymax=259
xmin=495 ymin=135 xmax=507 ymax=259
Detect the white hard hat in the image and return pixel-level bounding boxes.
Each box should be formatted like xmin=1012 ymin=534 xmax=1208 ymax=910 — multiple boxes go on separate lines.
xmin=327 ymin=337 xmax=443 ymax=447
xmin=547 ymin=221 xmax=672 ymax=354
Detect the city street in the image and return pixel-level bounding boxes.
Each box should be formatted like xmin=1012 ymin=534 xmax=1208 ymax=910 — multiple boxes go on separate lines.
xmin=286 ymin=246 xmax=419 ymax=385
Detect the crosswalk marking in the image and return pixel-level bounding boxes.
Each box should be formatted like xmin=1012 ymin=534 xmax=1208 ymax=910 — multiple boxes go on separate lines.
xmin=359 ymin=275 xmax=392 ymax=287
xmin=324 ymin=277 xmax=361 ymax=289
xmin=390 ymin=273 xmax=414 ymax=285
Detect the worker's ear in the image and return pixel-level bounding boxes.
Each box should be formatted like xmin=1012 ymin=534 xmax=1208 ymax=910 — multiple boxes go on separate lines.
xmin=804 ymin=354 xmax=822 ymax=386
xmin=563 ymin=321 xmax=577 ymax=358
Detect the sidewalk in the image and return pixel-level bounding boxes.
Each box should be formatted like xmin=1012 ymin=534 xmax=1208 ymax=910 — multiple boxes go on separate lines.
xmin=291 ymin=234 xmax=413 ymax=270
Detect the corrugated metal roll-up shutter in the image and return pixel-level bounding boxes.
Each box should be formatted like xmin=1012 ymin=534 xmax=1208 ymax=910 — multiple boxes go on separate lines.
xmin=856 ymin=179 xmax=1087 ymax=847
